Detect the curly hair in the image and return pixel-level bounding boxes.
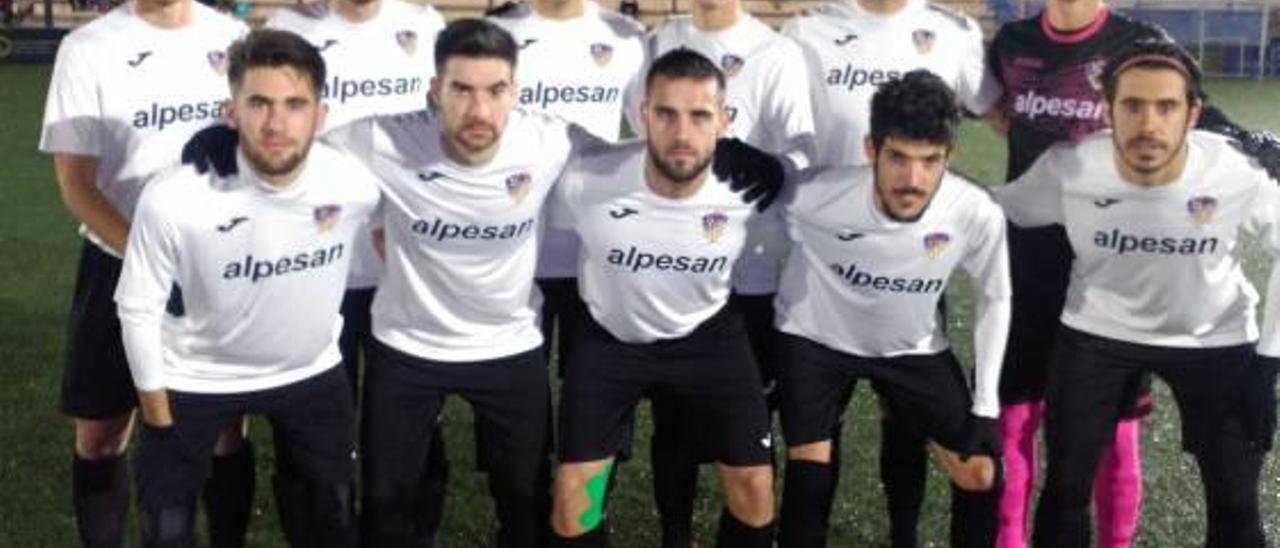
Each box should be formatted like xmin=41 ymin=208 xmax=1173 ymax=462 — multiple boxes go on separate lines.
xmin=868 ymin=70 xmax=959 ymax=150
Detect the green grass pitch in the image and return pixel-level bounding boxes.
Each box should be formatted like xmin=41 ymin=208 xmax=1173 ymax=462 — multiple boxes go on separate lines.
xmin=0 ymin=63 xmax=1277 ymax=546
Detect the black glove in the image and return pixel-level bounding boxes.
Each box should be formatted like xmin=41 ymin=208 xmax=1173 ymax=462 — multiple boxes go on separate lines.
xmin=1238 ymin=355 xmax=1279 ymax=452
xmin=959 ymin=415 xmax=1001 ymax=460
xmin=1237 ymin=130 xmax=1280 ymax=183
xmin=712 ymin=137 xmax=785 ymax=213
xmin=181 ymin=124 xmax=239 ymax=178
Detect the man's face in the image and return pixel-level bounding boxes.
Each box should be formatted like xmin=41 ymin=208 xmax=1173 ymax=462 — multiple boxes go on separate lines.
xmin=430 ymin=56 xmax=517 ymax=165
xmin=866 ymin=136 xmax=950 ymax=222
xmin=227 ymin=66 xmax=326 ymax=183
xmin=642 ymin=75 xmax=729 ymax=185
xmin=1106 ymin=67 xmax=1201 ymax=177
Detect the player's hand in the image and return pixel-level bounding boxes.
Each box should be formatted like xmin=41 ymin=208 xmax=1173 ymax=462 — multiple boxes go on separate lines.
xmin=959 ymin=414 xmax=1001 ymax=460
xmin=1238 ymin=354 xmax=1278 ymax=452
xmin=137 ymin=389 xmax=174 ymax=428
xmin=1238 ymin=130 xmax=1280 ymax=183
xmin=713 ymin=137 xmax=785 ymax=212
xmin=181 ymin=124 xmax=239 ymax=178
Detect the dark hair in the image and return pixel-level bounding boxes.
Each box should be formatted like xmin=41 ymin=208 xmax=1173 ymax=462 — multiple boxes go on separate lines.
xmin=644 ymin=48 xmax=725 ymax=97
xmin=1102 ymin=38 xmax=1204 ymax=105
xmin=434 ymin=18 xmax=518 ymax=76
xmin=869 ymin=69 xmax=959 ymax=150
xmin=228 ymin=29 xmax=326 ymax=97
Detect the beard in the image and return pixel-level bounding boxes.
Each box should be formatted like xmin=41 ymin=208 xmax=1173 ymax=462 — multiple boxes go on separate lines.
xmin=242 ymin=138 xmax=311 ymax=179
xmin=872 ymin=165 xmax=940 ymax=223
xmin=647 ymin=140 xmax=713 ymax=185
xmin=1114 ymin=131 xmax=1186 ymax=176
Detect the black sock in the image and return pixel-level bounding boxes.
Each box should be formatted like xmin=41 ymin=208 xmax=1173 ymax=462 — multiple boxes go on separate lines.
xmin=880 ymin=420 xmax=926 ymax=548
xmin=72 ymin=454 xmax=129 ymax=548
xmin=553 ymin=524 xmax=608 ymax=548
xmin=780 ymin=459 xmax=836 ymax=547
xmin=949 ymin=466 xmax=1002 ymax=548
xmin=203 ymin=441 xmax=255 ymax=548
xmin=716 ymin=510 xmax=774 ymax=548
xmin=651 ymin=434 xmax=697 ymax=548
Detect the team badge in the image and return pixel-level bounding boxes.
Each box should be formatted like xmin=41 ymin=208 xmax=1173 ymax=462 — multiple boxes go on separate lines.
xmin=314 ymin=204 xmax=342 ymax=232
xmin=590 ymin=42 xmax=613 ymax=67
xmin=1187 ymin=195 xmax=1218 ymax=225
xmin=721 ymin=54 xmax=745 ymax=78
xmin=702 ymin=211 xmax=729 ymax=243
xmin=506 ymin=172 xmax=532 ymax=204
xmin=207 ymin=50 xmax=229 ymax=75
xmin=396 ymin=30 xmax=418 ymax=56
xmin=1085 ymin=59 xmax=1106 ymax=91
xmin=923 ymin=231 xmax=950 ymax=259
xmin=912 ymin=29 xmax=935 ymax=55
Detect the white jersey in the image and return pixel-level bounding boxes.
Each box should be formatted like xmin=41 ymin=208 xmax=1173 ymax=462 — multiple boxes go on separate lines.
xmin=267 ymin=0 xmax=444 ymax=289
xmin=995 ymin=131 xmax=1280 ymax=355
xmin=776 ymin=167 xmax=1010 ymax=417
xmin=324 ymin=109 xmax=590 ymax=362
xmin=39 ymin=1 xmax=246 ymax=257
xmin=488 ymin=0 xmax=646 ymax=279
xmin=115 ymin=144 xmax=381 ymax=393
xmin=550 ymin=141 xmax=754 ymax=343
xmin=782 ymin=0 xmax=999 ymax=167
xmin=642 ymin=13 xmax=817 ymax=295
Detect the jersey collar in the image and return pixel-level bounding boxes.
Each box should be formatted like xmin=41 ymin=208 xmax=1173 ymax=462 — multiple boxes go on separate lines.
xmin=1040 ymin=5 xmax=1110 ymax=44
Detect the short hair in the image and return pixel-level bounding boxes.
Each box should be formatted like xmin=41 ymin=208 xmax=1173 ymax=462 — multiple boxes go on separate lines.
xmin=868 ymin=70 xmax=959 ymax=150
xmin=227 ymin=29 xmax=326 ymax=98
xmin=434 ymin=18 xmax=518 ymax=76
xmin=644 ymin=48 xmax=725 ymax=98
xmin=1102 ymin=38 xmax=1204 ymax=105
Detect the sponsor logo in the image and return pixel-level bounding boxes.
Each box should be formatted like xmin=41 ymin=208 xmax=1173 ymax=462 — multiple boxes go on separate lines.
xmin=590 ymin=42 xmax=613 ymax=67
xmin=221 ymin=244 xmax=345 ymax=283
xmin=605 ymin=246 xmax=729 ymax=274
xmin=314 ymin=204 xmax=342 ymax=232
xmin=519 ymin=38 xmax=538 ymax=49
xmin=216 ymin=216 xmax=249 ymax=233
xmin=836 ymin=230 xmax=865 ymax=241
xmin=207 ymin=50 xmax=228 ymax=75
xmin=1093 ymin=198 xmax=1121 ymax=208
xmin=923 ymin=231 xmax=950 ymax=259
xmin=829 ymin=263 xmax=946 ymax=293
xmin=396 ymin=29 xmax=417 ymax=56
xmin=1092 ymin=229 xmax=1219 ymax=255
xmin=319 ymin=38 xmax=338 ymax=51
xmin=518 ymin=82 xmax=622 ymax=108
xmin=409 ymin=217 xmax=536 ymax=242
xmin=721 ymin=54 xmax=745 ymax=78
xmin=131 ymin=100 xmax=226 ymax=131
xmin=912 ymin=29 xmax=935 ymax=54
xmin=127 ymin=51 xmax=152 ymax=67
xmin=1012 ymin=90 xmax=1104 ymax=121
xmin=321 ymin=75 xmax=425 ymax=104
xmin=702 ymin=211 xmax=728 ymax=243
xmin=506 ymin=172 xmax=532 ymax=204
xmin=1187 ymin=196 xmax=1218 ymax=225
xmin=825 ymin=66 xmax=902 ymax=91
xmin=834 ymin=33 xmax=858 ymax=46
xmin=609 ymin=207 xmax=638 ymax=219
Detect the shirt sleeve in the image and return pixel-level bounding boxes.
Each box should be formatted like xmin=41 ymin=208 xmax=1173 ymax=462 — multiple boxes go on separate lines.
xmin=961 ymin=196 xmax=1012 ymax=418
xmin=114 ymin=179 xmax=182 ymax=392
xmin=955 ymin=23 xmax=1001 ymax=116
xmin=762 ymin=39 xmax=817 ymax=170
xmin=992 ymin=150 xmax=1065 ymax=227
xmin=39 ymin=38 xmax=103 ymax=156
xmin=1244 ymin=176 xmax=1280 ymax=358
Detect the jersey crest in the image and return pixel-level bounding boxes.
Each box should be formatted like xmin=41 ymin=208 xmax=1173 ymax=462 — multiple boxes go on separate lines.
xmin=912 ymin=29 xmax=936 ymax=55
xmin=721 ymin=54 xmax=745 ymax=78
xmin=1085 ymin=58 xmax=1106 ymax=91
xmin=506 ymin=171 xmax=533 ymax=204
xmin=702 ymin=211 xmax=728 ymax=243
xmin=923 ymin=231 xmax=951 ymax=259
xmin=396 ymin=30 xmax=418 ymax=56
xmin=590 ymin=42 xmax=613 ymax=67
xmin=207 ymin=50 xmax=229 ymax=75
xmin=314 ymin=204 xmax=342 ymax=232
xmin=1187 ymin=195 xmax=1218 ymax=225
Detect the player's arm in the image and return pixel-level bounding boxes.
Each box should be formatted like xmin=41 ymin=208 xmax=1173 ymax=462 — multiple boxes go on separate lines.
xmin=115 ymin=180 xmax=182 ymax=427
xmin=989 ymin=149 xmax=1065 ymax=227
xmin=962 ymin=199 xmax=1013 ymax=420
xmin=956 ymin=18 xmax=1001 ymax=120
xmin=763 ymin=40 xmax=818 ymax=171
xmin=53 ymin=153 xmax=130 ymax=255
xmin=1240 ymin=174 xmax=1280 ymax=450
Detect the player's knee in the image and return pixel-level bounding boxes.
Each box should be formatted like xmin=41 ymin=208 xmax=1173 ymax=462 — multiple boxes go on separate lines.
xmin=141 ymin=504 xmax=195 ymax=547
xmin=74 ymin=415 xmax=134 ymax=458
xmin=552 ymin=461 xmax=611 ymax=536
xmin=787 ymin=439 xmax=833 ymax=463
xmin=212 ymin=418 xmax=248 ymax=455
xmin=720 ymin=466 xmax=775 ymax=526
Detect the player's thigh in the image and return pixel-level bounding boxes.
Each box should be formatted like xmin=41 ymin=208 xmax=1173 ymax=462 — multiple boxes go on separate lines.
xmin=61 ymin=243 xmax=137 ymax=420
xmin=465 ymin=349 xmax=552 ymax=468
xmin=559 ymin=334 xmax=648 ymax=464
xmin=674 ymin=339 xmax=771 ymax=468
xmin=777 ymin=332 xmax=858 ymax=449
xmin=1041 ymin=327 xmax=1143 ymax=475
xmin=265 ymin=366 xmax=356 ymax=484
xmin=1157 ymin=344 xmax=1253 ymax=453
xmin=360 ymin=339 xmax=448 ymax=493
xmin=870 ymin=351 xmax=973 ymax=451
xmin=135 ymin=392 xmax=237 ymax=509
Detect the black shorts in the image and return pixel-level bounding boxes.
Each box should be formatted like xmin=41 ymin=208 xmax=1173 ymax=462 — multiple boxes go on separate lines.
xmin=1046 ymin=326 xmax=1250 ymax=453
xmin=337 ymin=287 xmax=375 ymax=399
xmin=559 ymin=306 xmax=772 ymax=467
xmin=536 ymin=277 xmax=587 ymax=379
xmin=135 ymin=366 xmax=355 ymax=511
xmin=730 ymin=292 xmax=779 ymax=396
xmin=60 ymin=242 xmax=136 ymax=418
xmin=778 ymin=333 xmax=974 ymax=454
